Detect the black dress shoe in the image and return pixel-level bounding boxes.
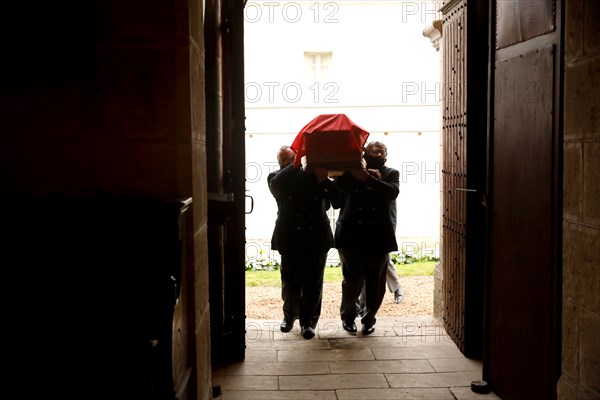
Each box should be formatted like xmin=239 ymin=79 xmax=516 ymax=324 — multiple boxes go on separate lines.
xmin=342 ymin=320 xmax=357 ymax=334
xmin=301 ymin=326 xmax=315 ymax=340
xmin=280 ymin=319 xmax=294 ymax=332
xmin=362 ymin=323 xmax=375 ymax=335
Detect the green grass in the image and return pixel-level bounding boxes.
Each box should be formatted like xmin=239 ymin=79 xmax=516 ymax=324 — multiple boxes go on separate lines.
xmin=245 ymin=261 xmax=436 ymax=287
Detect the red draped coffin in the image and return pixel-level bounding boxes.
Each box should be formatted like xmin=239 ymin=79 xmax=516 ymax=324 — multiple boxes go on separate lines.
xmin=290 ymin=114 xmax=370 ymax=172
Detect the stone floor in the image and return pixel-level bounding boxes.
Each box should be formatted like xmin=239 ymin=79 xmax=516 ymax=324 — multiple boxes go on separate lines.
xmin=212 ymin=316 xmax=501 ymax=400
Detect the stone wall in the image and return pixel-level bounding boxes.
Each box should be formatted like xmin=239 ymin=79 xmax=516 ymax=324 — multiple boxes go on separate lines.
xmin=558 ymin=1 xmax=600 ymax=398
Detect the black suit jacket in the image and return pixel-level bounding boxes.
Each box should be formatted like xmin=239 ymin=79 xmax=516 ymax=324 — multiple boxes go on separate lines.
xmin=334 ymin=165 xmax=400 ymax=253
xmin=268 ymin=164 xmax=339 ymax=256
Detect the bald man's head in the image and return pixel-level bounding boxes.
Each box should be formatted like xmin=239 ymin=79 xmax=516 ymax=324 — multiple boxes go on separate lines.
xmin=277 ymin=145 xmax=296 ymax=168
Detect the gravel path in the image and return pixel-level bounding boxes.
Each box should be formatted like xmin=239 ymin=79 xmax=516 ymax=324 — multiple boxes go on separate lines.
xmin=246 ymin=275 xmax=433 ymax=320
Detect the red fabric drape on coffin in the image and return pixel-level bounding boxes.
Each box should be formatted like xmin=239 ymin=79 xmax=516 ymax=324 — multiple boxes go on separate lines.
xmin=290 ymin=114 xmax=370 ymax=168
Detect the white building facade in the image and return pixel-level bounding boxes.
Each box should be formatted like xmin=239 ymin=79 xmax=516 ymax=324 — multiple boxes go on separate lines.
xmin=244 ymin=1 xmax=442 ymax=264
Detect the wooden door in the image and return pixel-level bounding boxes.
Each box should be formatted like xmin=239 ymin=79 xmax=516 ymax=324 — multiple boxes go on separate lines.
xmin=440 ymin=0 xmax=489 ymax=359
xmin=485 ymin=1 xmax=562 ymax=398
xmin=207 ymin=0 xmax=247 ymax=366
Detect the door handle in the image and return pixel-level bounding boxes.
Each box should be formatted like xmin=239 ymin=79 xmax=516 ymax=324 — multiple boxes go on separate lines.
xmin=245 ymin=191 xmax=254 ymax=214
xmin=456 ymin=188 xmax=477 ymax=192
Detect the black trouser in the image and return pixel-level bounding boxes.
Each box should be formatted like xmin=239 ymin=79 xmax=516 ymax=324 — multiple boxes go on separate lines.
xmin=339 ymin=250 xmax=388 ymax=326
xmin=280 ymin=251 xmax=327 ymax=329
xmin=357 ymin=254 xmax=402 ymax=314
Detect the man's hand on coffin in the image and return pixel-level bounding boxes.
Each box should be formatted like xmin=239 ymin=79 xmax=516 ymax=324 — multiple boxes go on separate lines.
xmin=350 ymin=169 xmax=369 ymax=182
xmin=366 ymin=169 xmax=382 ymax=180
xmin=300 ymin=156 xmax=308 ymax=170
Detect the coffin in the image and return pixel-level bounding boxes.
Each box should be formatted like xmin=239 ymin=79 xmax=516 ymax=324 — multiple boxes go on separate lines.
xmin=302 ymin=151 xmax=363 ymax=173
xmin=292 ymin=114 xmax=369 ymax=173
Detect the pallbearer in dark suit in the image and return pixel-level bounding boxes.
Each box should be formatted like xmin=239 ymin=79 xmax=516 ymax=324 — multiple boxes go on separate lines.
xmin=334 ymin=141 xmax=400 ymax=335
xmin=268 ymin=145 xmax=339 ymax=340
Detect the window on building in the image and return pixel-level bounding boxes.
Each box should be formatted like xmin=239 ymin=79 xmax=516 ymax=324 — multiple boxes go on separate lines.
xmin=304 ymin=51 xmax=332 ymax=83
